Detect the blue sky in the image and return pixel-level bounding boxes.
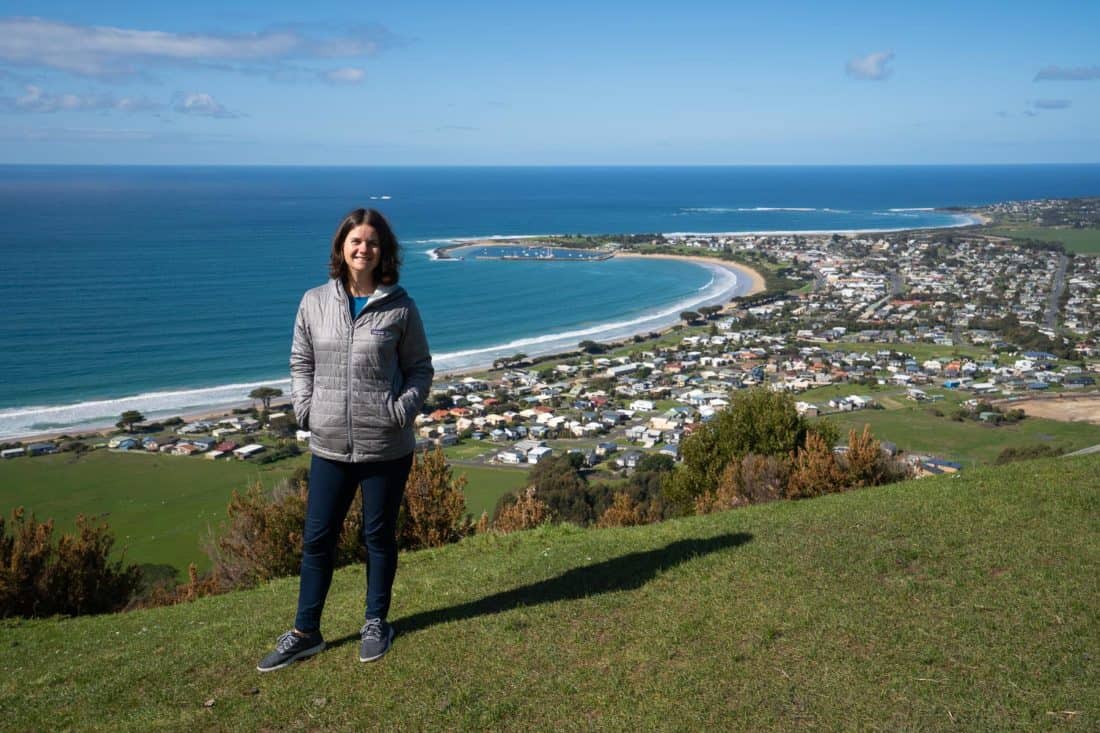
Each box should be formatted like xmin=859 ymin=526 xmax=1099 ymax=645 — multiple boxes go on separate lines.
xmin=0 ymin=0 xmax=1097 ymax=165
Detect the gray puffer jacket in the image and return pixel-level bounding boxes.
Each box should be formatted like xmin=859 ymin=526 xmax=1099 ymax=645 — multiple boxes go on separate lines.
xmin=290 ymin=279 xmax=434 ymax=462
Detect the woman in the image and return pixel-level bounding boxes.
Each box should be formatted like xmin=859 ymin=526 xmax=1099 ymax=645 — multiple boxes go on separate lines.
xmin=258 ymin=208 xmax=433 ymax=672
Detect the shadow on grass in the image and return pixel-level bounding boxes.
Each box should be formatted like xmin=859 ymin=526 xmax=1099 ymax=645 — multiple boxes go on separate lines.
xmin=329 ymin=532 xmax=751 ymax=648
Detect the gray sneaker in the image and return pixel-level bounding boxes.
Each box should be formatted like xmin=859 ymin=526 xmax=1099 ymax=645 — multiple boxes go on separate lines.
xmin=257 ymin=629 xmax=325 ymax=672
xmin=359 ymin=618 xmax=395 ymax=662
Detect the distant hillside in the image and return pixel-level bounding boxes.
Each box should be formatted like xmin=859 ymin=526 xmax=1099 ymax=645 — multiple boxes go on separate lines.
xmin=2 ymin=455 xmax=1097 ymax=731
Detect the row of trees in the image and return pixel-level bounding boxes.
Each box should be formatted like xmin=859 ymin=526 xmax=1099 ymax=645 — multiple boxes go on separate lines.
xmin=679 ymin=305 xmax=723 ymax=325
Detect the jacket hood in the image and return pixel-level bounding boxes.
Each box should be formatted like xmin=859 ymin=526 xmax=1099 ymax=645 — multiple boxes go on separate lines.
xmin=328 ymin=278 xmax=407 ymax=309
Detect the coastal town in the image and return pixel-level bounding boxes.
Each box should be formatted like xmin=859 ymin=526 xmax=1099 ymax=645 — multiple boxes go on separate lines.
xmin=5 ymin=198 xmax=1098 ymax=485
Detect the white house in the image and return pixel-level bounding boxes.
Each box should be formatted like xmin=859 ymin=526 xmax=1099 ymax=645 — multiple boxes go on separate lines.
xmin=527 ymin=446 xmax=553 ymax=464
xmin=233 ymin=444 xmax=266 ymax=460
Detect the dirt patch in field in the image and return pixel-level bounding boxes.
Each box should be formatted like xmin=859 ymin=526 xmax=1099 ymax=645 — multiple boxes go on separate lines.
xmin=1001 ymin=394 xmax=1100 ymax=425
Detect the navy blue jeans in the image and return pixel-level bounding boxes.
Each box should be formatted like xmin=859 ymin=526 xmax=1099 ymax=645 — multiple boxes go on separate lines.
xmin=294 ymin=452 xmax=413 ymax=633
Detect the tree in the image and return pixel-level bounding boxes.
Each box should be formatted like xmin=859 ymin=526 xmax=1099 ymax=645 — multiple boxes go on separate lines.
xmin=679 ymin=310 xmax=701 ymax=325
xmin=699 ymin=305 xmax=722 ymax=319
xmin=249 ymin=386 xmax=284 ymax=413
xmin=635 ymin=453 xmax=675 ymax=473
xmin=578 ymin=339 xmax=607 ymax=354
xmin=399 ymin=447 xmax=471 ymax=549
xmin=116 ymin=410 xmax=145 ymax=433
xmin=519 ymin=452 xmax=589 ymax=522
xmin=494 ymin=353 xmax=529 ymax=369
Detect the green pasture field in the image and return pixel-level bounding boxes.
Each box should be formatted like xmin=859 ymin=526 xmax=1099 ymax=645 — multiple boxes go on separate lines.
xmin=3 ymin=454 xmax=1095 ymax=730
xmin=0 ymin=448 xmax=528 ymax=574
xmin=0 ymin=450 xmax=299 ymax=576
xmin=817 ymin=405 xmax=1100 ymax=465
xmin=442 ymin=439 xmax=498 ymax=461
xmin=991 ymin=225 xmax=1100 ymax=254
xmin=453 ymin=465 xmax=529 ymax=519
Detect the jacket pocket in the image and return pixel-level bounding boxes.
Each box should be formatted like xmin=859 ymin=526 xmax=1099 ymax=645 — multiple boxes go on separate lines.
xmin=386 ymin=392 xmax=406 ymax=429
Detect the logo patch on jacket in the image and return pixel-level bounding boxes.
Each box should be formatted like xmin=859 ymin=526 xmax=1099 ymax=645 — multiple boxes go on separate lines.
xmin=370 ymin=329 xmax=388 ymax=336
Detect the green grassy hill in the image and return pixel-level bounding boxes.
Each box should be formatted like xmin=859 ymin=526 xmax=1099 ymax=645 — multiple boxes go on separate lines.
xmin=2 ymin=455 xmax=1097 ymax=731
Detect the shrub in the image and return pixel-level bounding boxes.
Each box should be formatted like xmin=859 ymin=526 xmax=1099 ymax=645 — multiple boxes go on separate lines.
xmin=596 ymin=492 xmax=645 ymax=528
xmin=399 ymin=447 xmax=471 ymax=550
xmin=995 ymin=444 xmax=1066 ymax=464
xmin=205 ymin=477 xmax=309 ymax=590
xmin=204 ymin=469 xmax=364 ymax=591
xmin=0 ymin=508 xmax=142 ymax=618
xmin=842 ymin=425 xmax=884 ymax=488
xmin=132 ymin=562 xmax=219 ymax=609
xmin=695 ymin=453 xmax=788 ymax=514
xmin=493 ymin=487 xmax=549 ymax=533
xmin=731 ymin=453 xmax=789 ymax=505
xmin=843 ymin=425 xmax=911 ymax=488
xmin=786 ymin=432 xmax=846 ymax=499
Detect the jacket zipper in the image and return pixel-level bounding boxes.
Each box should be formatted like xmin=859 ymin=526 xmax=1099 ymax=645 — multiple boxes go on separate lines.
xmin=345 ymin=296 xmax=355 ymax=457
xmin=342 ymin=285 xmax=397 ymax=458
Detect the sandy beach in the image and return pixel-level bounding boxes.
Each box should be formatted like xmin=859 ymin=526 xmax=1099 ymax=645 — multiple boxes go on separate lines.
xmin=613 ymin=252 xmax=767 ymax=297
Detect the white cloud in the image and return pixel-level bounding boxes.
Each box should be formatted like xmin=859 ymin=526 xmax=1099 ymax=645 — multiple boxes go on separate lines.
xmin=846 ymin=51 xmax=894 ymax=81
xmin=0 ymin=17 xmax=396 ymax=78
xmin=0 ymin=84 xmax=160 ymax=113
xmin=1034 ymin=65 xmax=1100 ymax=81
xmin=320 ymin=67 xmax=366 ymax=84
xmin=172 ymin=92 xmax=240 ymax=118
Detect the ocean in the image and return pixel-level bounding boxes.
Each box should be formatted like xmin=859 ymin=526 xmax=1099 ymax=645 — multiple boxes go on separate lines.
xmin=2 ymin=164 xmax=1099 ymax=438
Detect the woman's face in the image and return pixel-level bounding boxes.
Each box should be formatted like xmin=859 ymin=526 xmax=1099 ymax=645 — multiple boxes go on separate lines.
xmin=342 ymin=224 xmax=382 ymax=282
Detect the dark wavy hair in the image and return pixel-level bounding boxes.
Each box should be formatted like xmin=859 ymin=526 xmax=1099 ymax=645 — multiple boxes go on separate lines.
xmin=328 ymin=208 xmax=401 ymax=287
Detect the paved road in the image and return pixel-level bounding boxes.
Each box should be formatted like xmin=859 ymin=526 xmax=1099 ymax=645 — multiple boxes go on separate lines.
xmin=1044 ymin=253 xmax=1070 ymax=330
xmin=889 ymin=271 xmax=905 ymax=297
